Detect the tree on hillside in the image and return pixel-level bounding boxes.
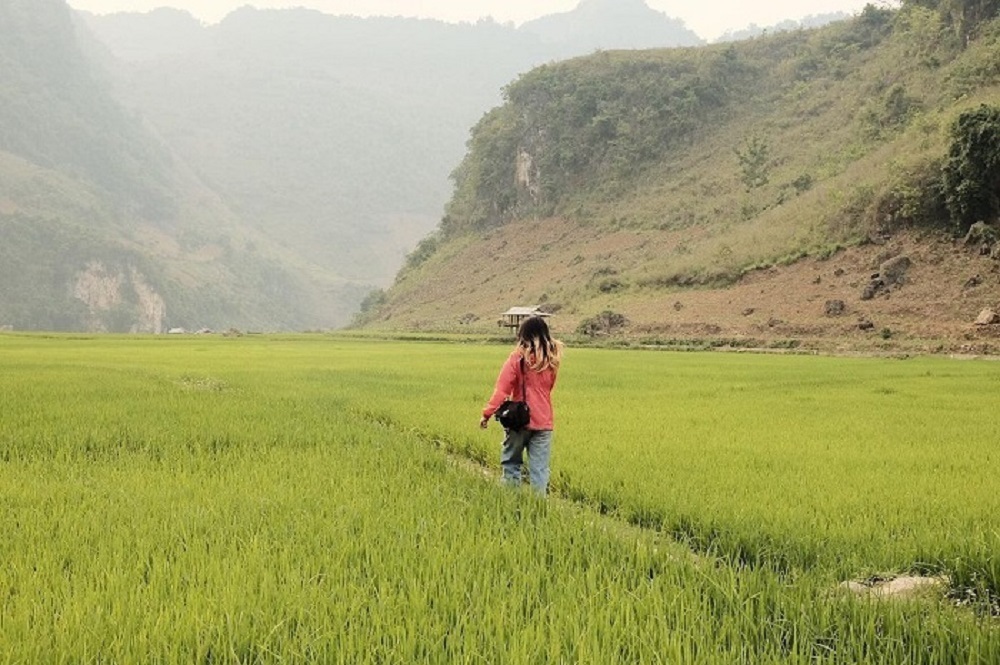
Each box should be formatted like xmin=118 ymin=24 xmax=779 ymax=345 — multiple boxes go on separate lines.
xmin=954 ymin=0 xmax=1000 ymax=42
xmin=942 ymin=104 xmax=1000 ymax=230
xmin=735 ymin=134 xmax=772 ymax=191
xmin=902 ymin=0 xmax=1000 ymax=44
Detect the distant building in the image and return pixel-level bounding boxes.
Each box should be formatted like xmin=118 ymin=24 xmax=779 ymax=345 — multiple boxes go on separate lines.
xmin=498 ymin=306 xmax=550 ymax=333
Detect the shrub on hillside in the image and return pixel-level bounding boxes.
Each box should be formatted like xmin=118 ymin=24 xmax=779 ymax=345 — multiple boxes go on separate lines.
xmin=943 ymin=104 xmax=1000 ymax=231
xmin=869 ymin=158 xmax=948 ymax=231
xmin=349 ymin=288 xmax=388 ymax=327
xmin=401 ymin=234 xmax=441 ymax=273
xmin=576 ymin=310 xmax=629 ymax=336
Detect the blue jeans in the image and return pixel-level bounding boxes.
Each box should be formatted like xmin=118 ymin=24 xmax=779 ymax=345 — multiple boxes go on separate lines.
xmin=500 ymin=429 xmax=553 ymax=495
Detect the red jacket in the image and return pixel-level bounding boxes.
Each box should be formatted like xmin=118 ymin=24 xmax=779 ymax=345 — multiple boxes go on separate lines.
xmin=483 ymin=350 xmax=558 ymax=431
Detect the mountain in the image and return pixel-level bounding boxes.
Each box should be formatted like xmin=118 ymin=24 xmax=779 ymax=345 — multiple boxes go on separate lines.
xmin=520 ymin=0 xmax=703 ymax=54
xmin=63 ymin=0 xmax=712 ymax=332
xmin=0 ymin=0 xmax=172 ymax=217
xmin=715 ymin=13 xmax=849 ymax=43
xmin=83 ymin=9 xmax=546 ymax=291
xmin=72 ymin=7 xmax=208 ymax=62
xmin=0 ymin=0 xmax=358 ymax=332
xmin=1 ymin=0 xmax=862 ymax=333
xmin=362 ymin=4 xmax=1000 ymax=349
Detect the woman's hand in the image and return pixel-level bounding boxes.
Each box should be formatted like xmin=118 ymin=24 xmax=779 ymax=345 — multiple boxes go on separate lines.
xmin=479 ymin=416 xmax=490 ymax=429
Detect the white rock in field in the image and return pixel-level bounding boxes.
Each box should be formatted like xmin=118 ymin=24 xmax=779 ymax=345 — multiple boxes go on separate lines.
xmin=838 ymin=575 xmax=949 ymax=600
xmin=870 ymin=576 xmax=948 ymax=599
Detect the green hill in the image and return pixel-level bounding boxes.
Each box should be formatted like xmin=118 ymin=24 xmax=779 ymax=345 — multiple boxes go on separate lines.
xmin=0 ymin=0 xmax=173 ymax=218
xmin=364 ymin=2 xmax=1000 ymax=349
xmin=0 ymin=0 xmax=370 ymax=332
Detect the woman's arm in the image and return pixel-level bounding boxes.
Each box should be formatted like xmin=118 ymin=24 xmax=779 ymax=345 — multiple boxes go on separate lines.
xmin=481 ymin=355 xmax=518 ymax=422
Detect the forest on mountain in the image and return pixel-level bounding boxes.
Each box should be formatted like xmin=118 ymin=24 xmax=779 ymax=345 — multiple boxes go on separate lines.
xmin=365 ymin=1 xmax=1000 ymax=348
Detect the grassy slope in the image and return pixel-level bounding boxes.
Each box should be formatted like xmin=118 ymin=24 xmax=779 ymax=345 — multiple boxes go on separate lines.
xmin=370 ymin=7 xmax=1000 ymax=349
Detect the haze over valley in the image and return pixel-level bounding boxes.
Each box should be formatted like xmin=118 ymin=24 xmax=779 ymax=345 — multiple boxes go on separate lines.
xmin=6 ymin=0 xmax=1000 ymax=347
xmin=2 ymin=0 xmax=753 ymax=331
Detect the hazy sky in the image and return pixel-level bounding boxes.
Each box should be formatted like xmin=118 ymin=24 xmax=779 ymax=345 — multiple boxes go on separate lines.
xmin=66 ymin=0 xmax=895 ymax=41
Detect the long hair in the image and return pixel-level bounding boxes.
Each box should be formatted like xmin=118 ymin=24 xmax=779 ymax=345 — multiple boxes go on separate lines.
xmin=517 ymin=316 xmax=563 ymax=372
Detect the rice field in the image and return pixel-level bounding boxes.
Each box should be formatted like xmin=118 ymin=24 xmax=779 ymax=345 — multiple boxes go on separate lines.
xmin=0 ymin=333 xmax=998 ymax=663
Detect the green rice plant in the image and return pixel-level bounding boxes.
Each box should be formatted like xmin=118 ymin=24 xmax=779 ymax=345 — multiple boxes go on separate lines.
xmin=266 ymin=337 xmax=1000 ymax=596
xmin=0 ymin=334 xmax=998 ymax=662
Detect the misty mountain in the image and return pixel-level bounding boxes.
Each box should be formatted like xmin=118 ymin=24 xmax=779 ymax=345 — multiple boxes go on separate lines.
xmin=520 ymin=0 xmax=703 ymax=54
xmin=72 ymin=7 xmax=209 ymax=62
xmin=715 ymin=13 xmax=850 ymax=43
xmin=71 ymin=0 xmax=713 ymax=329
xmin=0 ymin=0 xmax=174 ymax=217
xmin=83 ymin=8 xmax=549 ymax=289
xmin=2 ymin=0 xmax=833 ymax=332
xmin=0 ymin=0 xmax=356 ymax=332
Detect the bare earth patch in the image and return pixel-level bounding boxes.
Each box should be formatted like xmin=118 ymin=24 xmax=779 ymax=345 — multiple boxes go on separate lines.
xmin=622 ymin=230 xmax=1000 ymax=354
xmin=381 ymin=220 xmax=1000 ymax=355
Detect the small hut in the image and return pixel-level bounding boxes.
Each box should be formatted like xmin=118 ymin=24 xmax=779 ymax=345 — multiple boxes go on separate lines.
xmin=498 ymin=306 xmax=550 ymax=334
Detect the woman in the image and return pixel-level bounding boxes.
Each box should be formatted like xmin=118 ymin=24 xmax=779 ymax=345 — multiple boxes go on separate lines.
xmin=480 ymin=316 xmax=564 ymax=495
